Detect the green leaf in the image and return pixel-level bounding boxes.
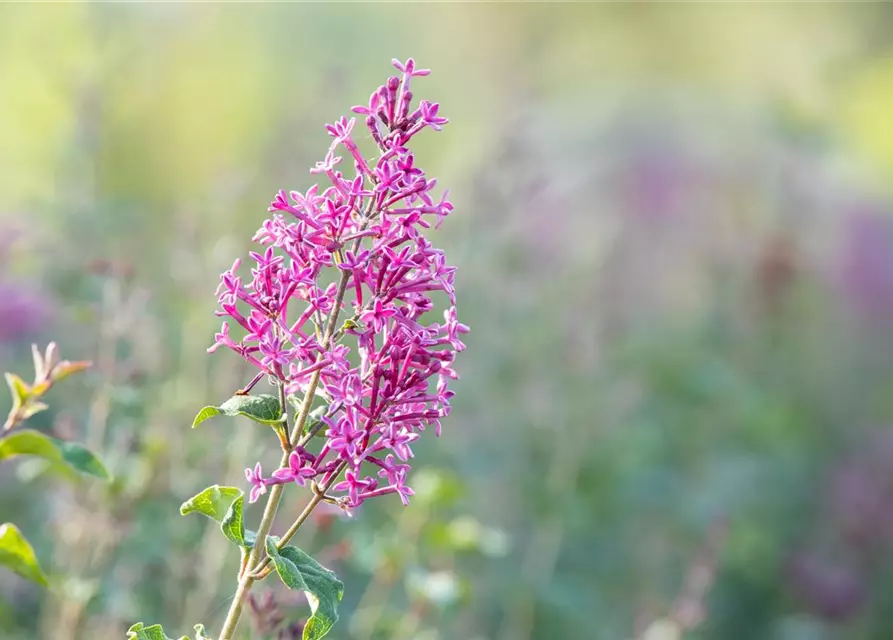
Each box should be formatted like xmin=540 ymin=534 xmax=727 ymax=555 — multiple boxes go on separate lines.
xmin=265 ymin=536 xmax=344 ymax=640
xmin=179 ymin=484 xmax=240 ymax=520
xmin=19 ymin=401 xmax=49 ymax=421
xmin=193 ymin=624 xmax=210 ymax=640
xmin=5 ymin=372 xmax=30 ymax=406
xmin=54 ymin=439 xmax=111 ymax=480
xmin=303 ymin=405 xmax=328 ymax=438
xmin=191 ymin=406 xmax=221 ymax=428
xmin=0 ymin=523 xmax=48 ymax=586
xmin=125 ymin=623 xmax=167 ymax=640
xmin=0 ymin=430 xmax=111 ymax=481
xmin=180 ymin=485 xmax=252 ymax=547
xmin=125 ymin=622 xmax=188 ymax=640
xmin=220 ymin=493 xmax=248 ymax=546
xmin=0 ymin=431 xmax=56 ymax=463
xmin=192 ymin=394 xmax=283 ymax=428
xmin=4 ymin=372 xmax=32 ymax=429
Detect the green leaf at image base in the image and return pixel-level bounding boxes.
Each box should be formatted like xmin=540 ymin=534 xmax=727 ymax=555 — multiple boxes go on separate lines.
xmin=180 ymin=485 xmax=254 ymax=547
xmin=265 ymin=536 xmax=344 ymax=640
xmin=192 ymin=394 xmax=284 ymax=428
xmin=126 ymin=622 xmax=208 ymax=640
xmin=0 ymin=523 xmax=48 ymax=586
xmin=0 ymin=429 xmax=111 ymax=481
xmin=126 ymin=623 xmax=173 ymax=640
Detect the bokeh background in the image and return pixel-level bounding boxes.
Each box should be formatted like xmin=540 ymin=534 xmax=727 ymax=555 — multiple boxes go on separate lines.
xmin=4 ymin=3 xmax=893 ymax=639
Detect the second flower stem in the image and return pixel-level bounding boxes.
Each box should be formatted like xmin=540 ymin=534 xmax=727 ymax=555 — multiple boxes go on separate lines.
xmin=250 ymin=459 xmax=349 ymax=580
xmin=218 ymin=451 xmax=287 ymax=640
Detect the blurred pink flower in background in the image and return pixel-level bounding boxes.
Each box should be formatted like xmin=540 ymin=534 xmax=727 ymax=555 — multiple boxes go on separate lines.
xmin=785 ymin=426 xmax=893 ymax=622
xmin=786 ymin=552 xmax=867 ymax=621
xmin=0 ymin=283 xmax=52 ymax=343
xmin=621 ymin=145 xmax=699 ymax=221
xmin=838 ymin=206 xmax=893 ymax=322
xmin=0 ymin=227 xmax=52 ymax=343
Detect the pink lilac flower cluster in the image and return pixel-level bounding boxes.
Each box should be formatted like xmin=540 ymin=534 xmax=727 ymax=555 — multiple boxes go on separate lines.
xmin=210 ymin=59 xmax=467 ymax=510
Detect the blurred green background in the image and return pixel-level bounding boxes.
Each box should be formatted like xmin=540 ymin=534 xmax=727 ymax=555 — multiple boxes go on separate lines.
xmin=4 ymin=3 xmax=893 ymax=639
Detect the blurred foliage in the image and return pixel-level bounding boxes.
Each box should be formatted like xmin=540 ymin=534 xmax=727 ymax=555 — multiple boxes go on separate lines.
xmin=4 ymin=3 xmax=893 ymax=640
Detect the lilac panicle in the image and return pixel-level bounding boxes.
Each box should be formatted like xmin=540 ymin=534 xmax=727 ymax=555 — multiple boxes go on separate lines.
xmin=210 ymin=59 xmax=468 ymax=510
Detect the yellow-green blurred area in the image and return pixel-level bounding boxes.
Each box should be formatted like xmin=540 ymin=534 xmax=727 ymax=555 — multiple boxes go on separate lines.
xmin=6 ymin=3 xmax=893 ymax=639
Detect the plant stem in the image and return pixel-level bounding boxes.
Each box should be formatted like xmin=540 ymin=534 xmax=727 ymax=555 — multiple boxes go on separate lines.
xmin=218 ymin=471 xmax=285 ymax=640
xmin=278 ymin=373 xmax=290 ymax=448
xmin=288 ymin=256 xmax=352 ymax=448
xmin=218 ymin=566 xmax=255 ymax=640
xmin=250 ymin=460 xmax=349 ymax=580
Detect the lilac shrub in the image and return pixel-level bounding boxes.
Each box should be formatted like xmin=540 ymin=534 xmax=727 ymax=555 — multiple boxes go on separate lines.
xmin=131 ymin=59 xmax=466 ymax=640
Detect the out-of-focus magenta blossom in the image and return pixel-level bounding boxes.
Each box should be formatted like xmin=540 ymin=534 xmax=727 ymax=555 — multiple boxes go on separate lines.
xmin=839 ymin=208 xmax=893 ymax=321
xmin=0 ymin=283 xmax=52 ymax=343
xmin=0 ymin=229 xmax=53 ymax=343
xmin=210 ymin=59 xmax=467 ymax=510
